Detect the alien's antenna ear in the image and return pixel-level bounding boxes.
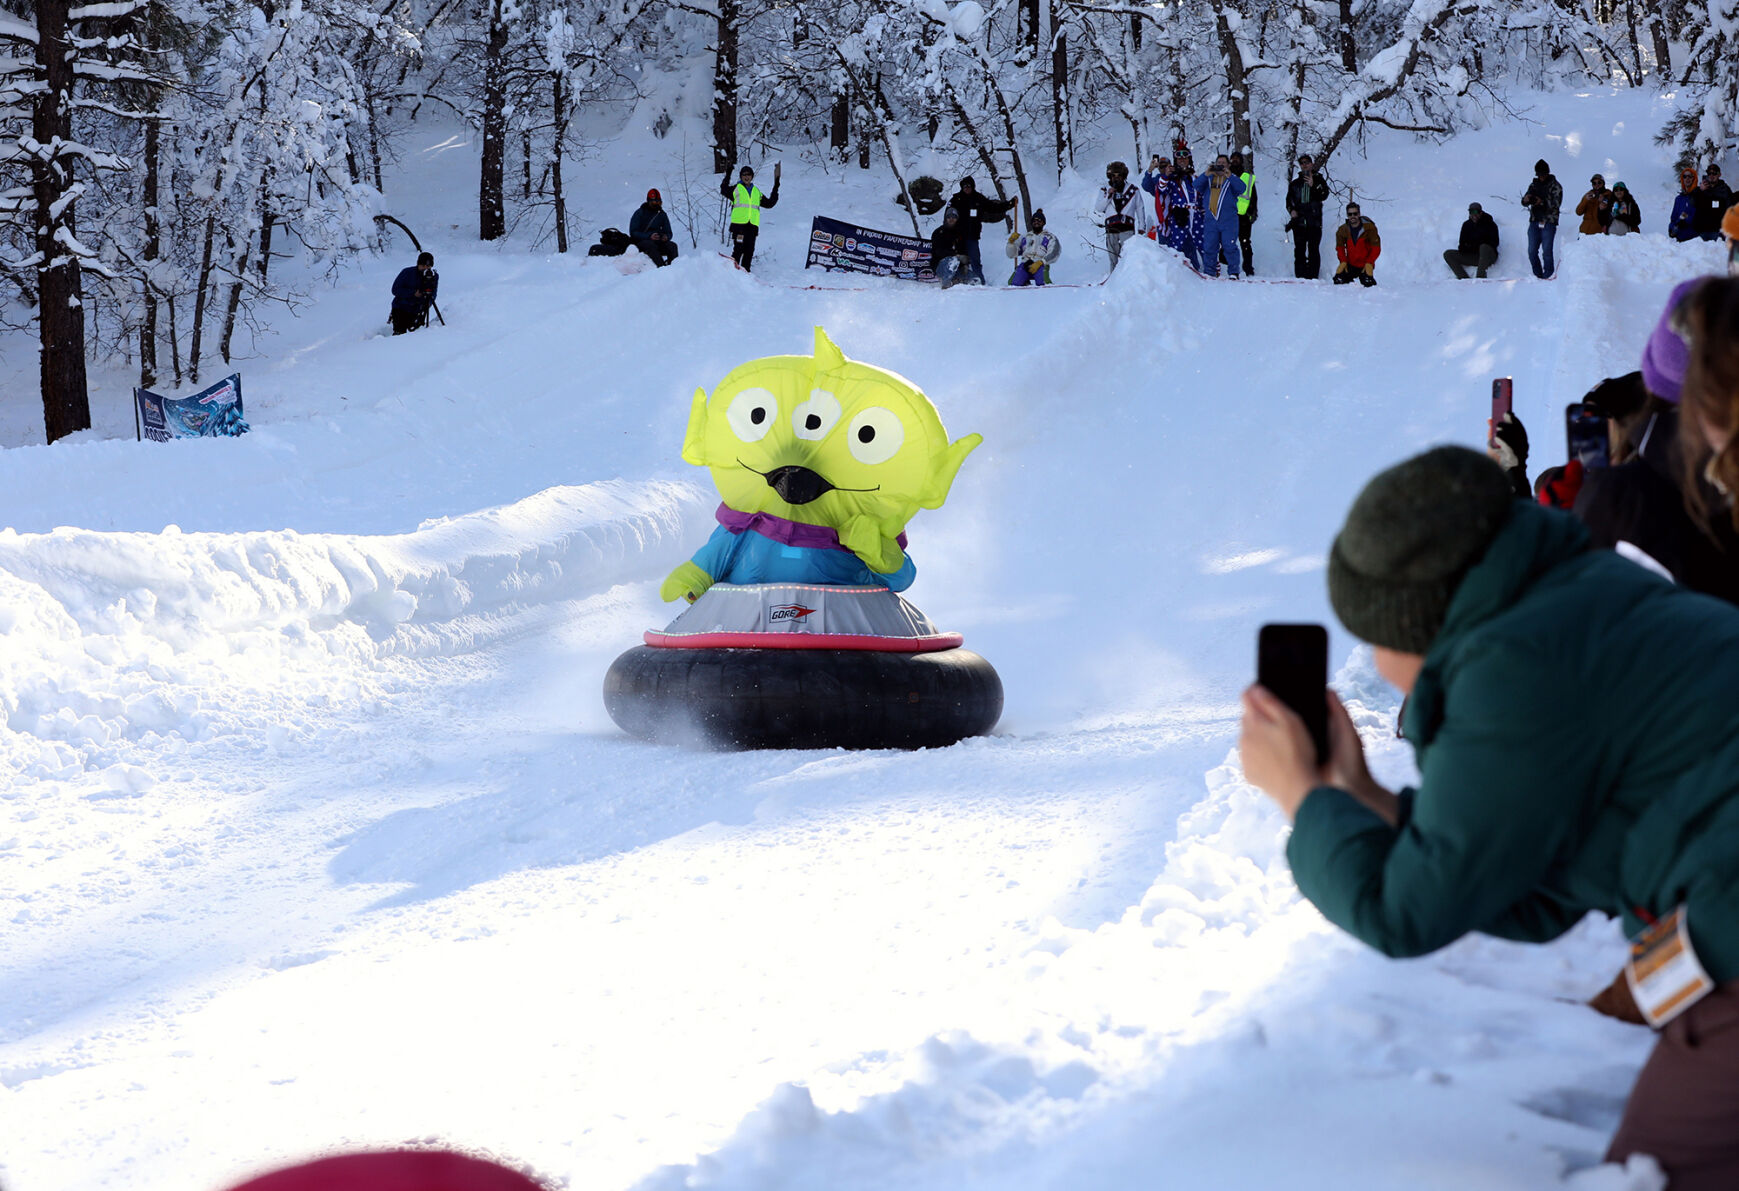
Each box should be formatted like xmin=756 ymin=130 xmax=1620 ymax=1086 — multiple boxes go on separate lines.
xmin=813 ymin=326 xmax=847 ymax=375
xmin=681 ymin=388 xmax=709 ymax=465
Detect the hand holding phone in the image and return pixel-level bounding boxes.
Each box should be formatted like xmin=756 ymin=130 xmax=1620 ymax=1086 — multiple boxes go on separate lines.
xmin=1566 ymin=402 xmax=1610 ymax=470
xmin=1489 ymin=377 xmax=1513 ymax=448
xmin=1257 ymin=624 xmax=1330 ymax=765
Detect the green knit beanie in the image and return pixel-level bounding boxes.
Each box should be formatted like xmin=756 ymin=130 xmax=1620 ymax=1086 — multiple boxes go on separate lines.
xmin=1327 ymin=446 xmax=1517 ymax=654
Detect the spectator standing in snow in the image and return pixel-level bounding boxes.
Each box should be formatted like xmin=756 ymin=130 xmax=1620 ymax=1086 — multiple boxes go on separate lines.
xmin=1520 ymin=159 xmax=1562 ymax=278
xmin=1231 ymin=152 xmax=1258 ymax=275
xmin=1005 ymin=209 xmax=1061 ymax=286
xmin=1140 ymin=155 xmax=1173 ymax=235
xmin=1575 ymin=174 xmax=1613 ymax=235
xmin=1443 ymin=202 xmax=1500 ymax=279
xmin=1193 ymin=154 xmax=1245 ymax=279
xmin=1608 ymin=182 xmax=1642 ymax=235
xmin=1332 ymin=203 xmax=1380 ymax=286
xmin=1285 ymin=154 xmax=1330 ymax=279
xmin=1174 ymin=145 xmax=1206 ymax=266
xmin=930 ymin=207 xmax=975 ymax=288
xmin=629 ymin=188 xmax=679 ymax=267
xmin=389 ymin=252 xmax=438 ymax=335
xmin=1671 ymin=168 xmax=1700 ymax=243
xmin=721 ymin=162 xmax=779 ymax=271
xmin=1239 ymin=440 xmax=1739 ymax=1191
xmin=1694 ymin=165 xmax=1735 ymax=241
xmin=1095 ymin=161 xmax=1151 ymax=271
xmin=945 ymin=176 xmax=1017 ymax=287
xmin=1144 ymin=157 xmax=1198 ymax=269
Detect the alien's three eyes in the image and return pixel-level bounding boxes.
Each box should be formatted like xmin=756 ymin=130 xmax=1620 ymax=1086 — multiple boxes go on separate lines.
xmin=724 ymin=388 xmax=905 ymax=465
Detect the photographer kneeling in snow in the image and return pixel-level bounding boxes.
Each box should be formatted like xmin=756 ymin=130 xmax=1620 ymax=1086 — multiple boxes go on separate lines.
xmin=389 ymin=252 xmax=438 ymax=335
xmin=1239 ymin=439 xmax=1739 ymax=1189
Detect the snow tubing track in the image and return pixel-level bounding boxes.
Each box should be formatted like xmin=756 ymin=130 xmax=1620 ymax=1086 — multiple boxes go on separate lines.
xmin=603 ymin=646 xmax=1003 ymax=750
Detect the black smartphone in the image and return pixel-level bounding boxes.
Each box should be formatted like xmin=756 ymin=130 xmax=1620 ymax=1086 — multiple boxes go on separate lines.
xmin=1257 ymin=623 xmax=1330 ymax=766
xmin=1566 ymin=402 xmax=1610 ymax=469
xmin=1490 ymin=377 xmax=1513 ymax=447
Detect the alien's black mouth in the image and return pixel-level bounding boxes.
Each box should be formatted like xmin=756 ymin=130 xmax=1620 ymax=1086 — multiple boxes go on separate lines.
xmin=736 ymin=460 xmax=880 ymax=504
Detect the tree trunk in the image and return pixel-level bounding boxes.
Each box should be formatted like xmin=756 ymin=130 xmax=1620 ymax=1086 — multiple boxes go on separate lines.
xmin=830 ymin=95 xmax=849 ymax=161
xmin=140 ymin=116 xmax=161 ymax=391
xmin=1050 ymin=8 xmax=1070 ymax=180
xmin=552 ymin=72 xmax=569 ymax=252
xmin=522 ymin=128 xmax=532 ymax=198
xmin=1647 ymin=6 xmax=1671 ymax=73
xmin=711 ymin=0 xmax=740 ymax=173
xmin=1214 ymin=0 xmax=1254 ymax=156
xmin=1339 ymin=0 xmax=1356 ymax=71
xmin=479 ymin=0 xmax=509 ymax=240
xmin=1023 ymin=0 xmax=1040 ymax=57
xmin=34 ymin=0 xmax=93 ymax=444
xmin=166 ymin=290 xmax=182 ymax=385
xmin=190 ymin=214 xmax=216 ymax=385
xmin=219 ymin=224 xmax=250 ymax=366
xmin=259 ymin=209 xmax=276 ymax=281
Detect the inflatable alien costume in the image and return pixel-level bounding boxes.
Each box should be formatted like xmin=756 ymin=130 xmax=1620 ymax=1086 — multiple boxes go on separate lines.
xmin=604 ymin=328 xmax=1003 ymax=749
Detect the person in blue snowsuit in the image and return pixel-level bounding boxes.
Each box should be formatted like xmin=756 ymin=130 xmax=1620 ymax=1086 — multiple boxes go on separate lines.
xmin=688 ymin=506 xmax=917 ymax=591
xmin=1195 ymin=154 xmax=1246 ymax=278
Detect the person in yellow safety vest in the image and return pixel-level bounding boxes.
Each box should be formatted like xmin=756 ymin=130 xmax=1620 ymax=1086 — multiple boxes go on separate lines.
xmin=1231 ymin=152 xmax=1258 ymax=276
xmin=719 ymin=162 xmax=780 ymax=272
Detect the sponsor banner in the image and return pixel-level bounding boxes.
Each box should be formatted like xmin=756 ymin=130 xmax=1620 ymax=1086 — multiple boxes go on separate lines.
xmin=134 ymin=373 xmax=249 ymax=442
xmin=804 ymin=215 xmax=936 ymax=282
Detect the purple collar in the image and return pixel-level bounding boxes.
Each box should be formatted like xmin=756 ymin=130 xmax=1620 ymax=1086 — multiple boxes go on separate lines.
xmin=716 ymin=504 xmax=906 ymax=552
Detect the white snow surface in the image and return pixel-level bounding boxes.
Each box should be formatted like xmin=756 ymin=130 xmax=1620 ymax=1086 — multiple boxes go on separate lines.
xmin=1 ymin=87 xmax=1728 ymax=1191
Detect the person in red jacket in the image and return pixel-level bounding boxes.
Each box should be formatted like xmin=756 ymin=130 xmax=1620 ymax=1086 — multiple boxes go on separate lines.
xmin=1331 ymin=202 xmax=1381 ymax=287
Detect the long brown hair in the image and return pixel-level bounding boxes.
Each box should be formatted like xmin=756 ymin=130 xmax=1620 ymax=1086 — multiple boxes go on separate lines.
xmin=1678 ymin=277 xmax=1739 ymax=531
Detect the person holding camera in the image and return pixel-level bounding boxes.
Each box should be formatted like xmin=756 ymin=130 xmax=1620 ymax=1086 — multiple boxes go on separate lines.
xmin=389 ymin=252 xmax=438 ymax=335
xmin=1332 ymin=202 xmax=1380 ymax=286
xmin=1194 ymin=153 xmax=1246 ymax=279
xmin=1285 ymin=154 xmax=1330 ymax=279
xmin=1575 ymin=174 xmax=1614 ymax=235
xmin=1520 ymin=158 xmax=1563 ymax=278
xmin=1239 ymin=440 xmax=1739 ymax=1190
xmin=1094 ymin=161 xmax=1151 ymax=271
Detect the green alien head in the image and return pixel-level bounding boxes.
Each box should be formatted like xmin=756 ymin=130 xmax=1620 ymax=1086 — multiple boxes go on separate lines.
xmin=681 ymin=327 xmax=982 ymax=553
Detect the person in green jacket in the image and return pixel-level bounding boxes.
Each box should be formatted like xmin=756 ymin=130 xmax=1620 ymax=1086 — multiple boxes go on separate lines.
xmin=1240 ymin=444 xmax=1739 ymax=1188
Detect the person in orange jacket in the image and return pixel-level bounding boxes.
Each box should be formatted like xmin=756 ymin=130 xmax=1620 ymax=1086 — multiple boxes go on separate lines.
xmin=1332 ymin=202 xmax=1381 ymax=286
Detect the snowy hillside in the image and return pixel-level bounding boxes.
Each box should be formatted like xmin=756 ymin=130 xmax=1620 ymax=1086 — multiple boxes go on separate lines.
xmin=1 ymin=87 xmax=1728 ymax=1191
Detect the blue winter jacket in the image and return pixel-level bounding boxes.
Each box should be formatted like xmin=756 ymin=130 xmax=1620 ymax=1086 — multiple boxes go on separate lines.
xmin=391 ymin=266 xmax=438 ymax=312
xmin=691 ymin=525 xmax=916 ymax=591
xmin=1670 ymin=193 xmax=1698 ymax=242
xmin=1194 ymin=173 xmax=1246 ymax=230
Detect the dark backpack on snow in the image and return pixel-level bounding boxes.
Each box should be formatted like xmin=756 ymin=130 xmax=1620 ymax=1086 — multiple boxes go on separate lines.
xmin=588 ymin=227 xmax=632 ymax=257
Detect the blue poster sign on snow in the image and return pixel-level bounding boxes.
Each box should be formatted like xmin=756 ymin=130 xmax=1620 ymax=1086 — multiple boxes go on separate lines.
xmin=804 ymin=215 xmax=935 ymax=282
xmin=134 ymin=373 xmax=249 ymax=442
